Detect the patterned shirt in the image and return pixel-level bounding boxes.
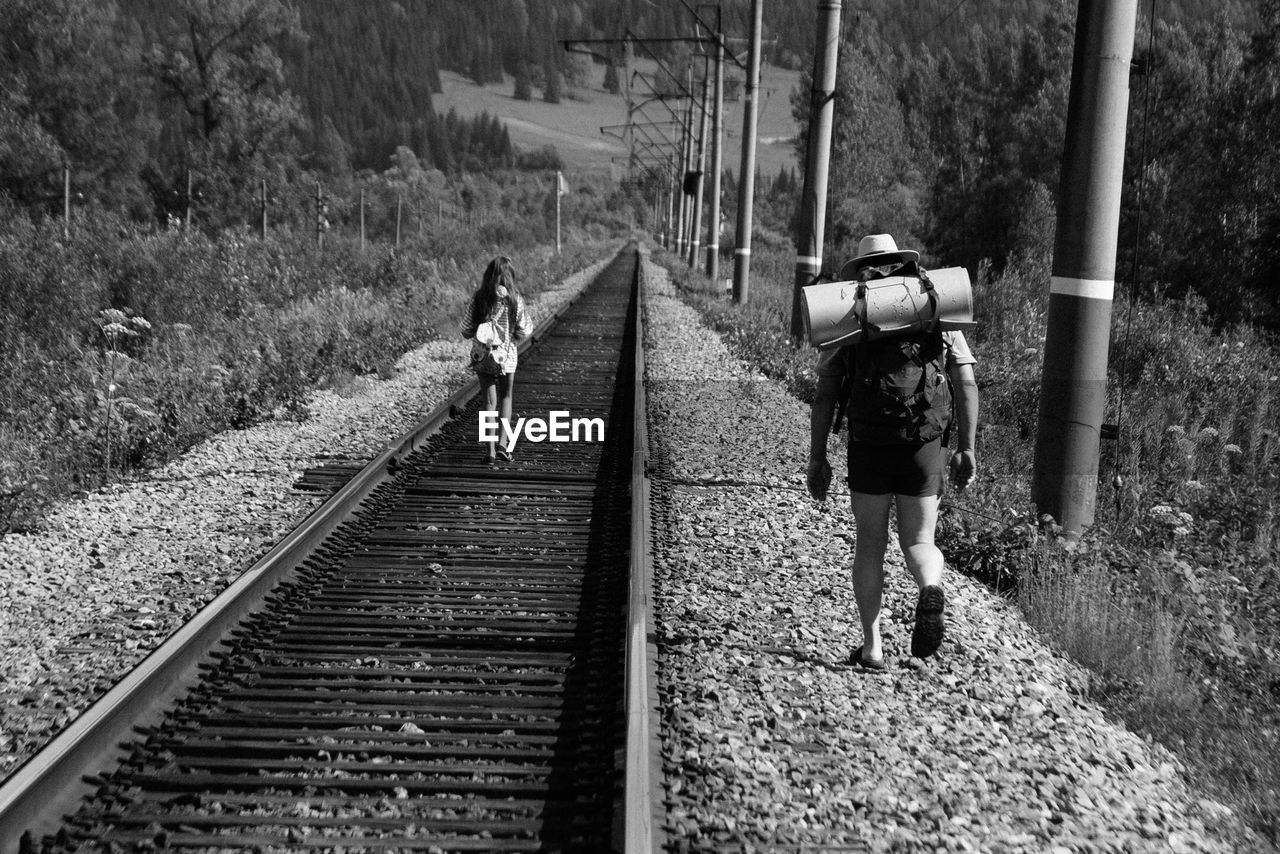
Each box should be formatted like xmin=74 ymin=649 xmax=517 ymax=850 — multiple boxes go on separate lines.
xmin=461 ymin=292 xmax=534 ymax=374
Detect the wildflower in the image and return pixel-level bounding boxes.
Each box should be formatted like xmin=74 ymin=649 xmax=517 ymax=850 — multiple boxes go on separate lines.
xmin=130 ymin=316 xmax=152 ymax=331
xmin=1223 ymin=444 xmax=1243 ymax=456
xmin=1166 ymin=425 xmax=1185 ymax=436
xmin=1149 ymin=504 xmax=1173 ymax=516
xmin=1197 ymin=426 xmax=1220 ymax=442
xmin=1173 ymin=526 xmax=1191 ymax=537
xmin=1021 ymin=347 xmax=1038 ymax=358
xmin=1185 ymin=480 xmax=1204 ymax=490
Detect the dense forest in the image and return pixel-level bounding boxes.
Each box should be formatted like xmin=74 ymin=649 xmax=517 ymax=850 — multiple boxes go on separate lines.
xmin=780 ymin=0 xmax=1280 ymax=327
xmin=0 ymin=0 xmax=1273 ymax=321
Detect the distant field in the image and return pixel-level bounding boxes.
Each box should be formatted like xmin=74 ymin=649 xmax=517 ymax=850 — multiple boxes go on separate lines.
xmin=435 ymin=58 xmax=801 ymax=182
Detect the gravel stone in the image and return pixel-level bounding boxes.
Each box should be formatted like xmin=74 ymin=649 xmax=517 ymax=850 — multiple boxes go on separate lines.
xmin=0 ymin=258 xmax=608 ymax=782
xmin=640 ymin=248 xmax=1269 ymax=853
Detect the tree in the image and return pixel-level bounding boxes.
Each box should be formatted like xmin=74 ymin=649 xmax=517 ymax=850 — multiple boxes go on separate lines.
xmin=542 ymin=60 xmax=562 ymax=104
xmin=0 ymin=0 xmax=154 ymax=214
xmin=1159 ymin=4 xmax=1280 ymax=324
xmin=815 ymin=21 xmax=925 ymax=261
xmin=514 ymin=61 xmax=533 ymax=101
xmin=144 ymin=0 xmax=305 ymax=225
xmin=895 ymin=6 xmax=1074 ymax=273
xmin=603 ymin=63 xmax=620 ymax=94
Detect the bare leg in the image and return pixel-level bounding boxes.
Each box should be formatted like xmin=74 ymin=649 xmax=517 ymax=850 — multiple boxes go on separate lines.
xmin=897 ymin=492 xmax=946 ymax=658
xmin=895 ymin=493 xmax=944 ymax=590
xmin=499 ymin=373 xmax=515 ymax=430
xmin=849 ymin=491 xmax=893 ymax=662
xmin=480 ymin=374 xmax=498 ymax=459
xmin=497 ymin=373 xmax=515 ymax=456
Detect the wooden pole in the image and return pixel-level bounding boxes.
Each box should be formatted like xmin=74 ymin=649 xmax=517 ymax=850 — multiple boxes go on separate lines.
xmin=555 ymin=171 xmax=563 ymax=254
xmin=63 ymin=164 xmax=71 ymax=240
xmin=315 ymin=182 xmax=324 ymax=250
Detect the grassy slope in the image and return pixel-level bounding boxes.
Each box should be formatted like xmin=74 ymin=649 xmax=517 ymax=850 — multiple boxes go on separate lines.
xmin=435 ymin=59 xmax=801 ymax=179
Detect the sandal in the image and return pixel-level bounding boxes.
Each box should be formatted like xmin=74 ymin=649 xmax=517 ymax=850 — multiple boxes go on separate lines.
xmin=849 ymin=645 xmax=887 ymax=671
xmin=911 ymin=585 xmax=946 ymax=659
xmin=496 ymin=448 xmax=514 ymax=462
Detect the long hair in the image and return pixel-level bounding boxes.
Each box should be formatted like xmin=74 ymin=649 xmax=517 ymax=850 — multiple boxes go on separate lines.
xmin=473 ymin=255 xmax=518 ymax=321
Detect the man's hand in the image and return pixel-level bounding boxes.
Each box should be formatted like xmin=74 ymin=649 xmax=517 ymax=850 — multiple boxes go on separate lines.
xmin=806 ymin=456 xmax=833 ymax=501
xmin=949 ymin=450 xmax=976 ymax=491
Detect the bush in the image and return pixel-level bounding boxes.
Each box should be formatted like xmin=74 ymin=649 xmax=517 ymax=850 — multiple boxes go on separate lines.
xmin=0 ymin=205 xmax=612 ymax=533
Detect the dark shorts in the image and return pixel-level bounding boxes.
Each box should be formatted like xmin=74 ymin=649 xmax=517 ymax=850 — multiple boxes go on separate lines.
xmin=847 ymin=438 xmax=945 ymax=497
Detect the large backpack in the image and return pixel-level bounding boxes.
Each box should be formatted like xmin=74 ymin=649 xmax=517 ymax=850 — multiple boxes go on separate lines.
xmin=830 ymin=282 xmax=954 ymax=447
xmin=841 ymin=327 xmax=952 ymax=444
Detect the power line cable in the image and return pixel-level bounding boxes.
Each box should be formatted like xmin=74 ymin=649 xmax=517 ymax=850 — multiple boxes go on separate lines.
xmin=917 ymin=0 xmax=972 ymax=42
xmin=1111 ymin=0 xmax=1160 ymax=515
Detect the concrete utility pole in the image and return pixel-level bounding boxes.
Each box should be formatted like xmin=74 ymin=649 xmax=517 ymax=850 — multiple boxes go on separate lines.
xmin=789 ymin=0 xmax=842 ymax=338
xmin=670 ymin=174 xmax=680 ymax=248
xmin=688 ymin=63 xmax=711 ymax=268
xmin=675 ymin=72 xmax=695 ymax=258
xmin=705 ymin=33 xmax=725 ymax=284
xmin=732 ymin=0 xmax=764 ymax=304
xmin=1032 ymin=0 xmax=1139 ymax=534
xmin=622 ymin=41 xmax=635 ymax=184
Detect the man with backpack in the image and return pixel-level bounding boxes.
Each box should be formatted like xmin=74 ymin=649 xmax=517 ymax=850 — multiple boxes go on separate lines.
xmin=806 ymin=234 xmax=979 ymax=669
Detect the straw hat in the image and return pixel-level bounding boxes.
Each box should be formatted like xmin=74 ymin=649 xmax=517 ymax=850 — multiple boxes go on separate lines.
xmin=839 ymin=233 xmax=920 ymax=279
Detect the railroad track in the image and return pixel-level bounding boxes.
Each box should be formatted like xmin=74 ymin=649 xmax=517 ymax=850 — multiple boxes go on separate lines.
xmin=0 ymin=245 xmax=659 ymax=853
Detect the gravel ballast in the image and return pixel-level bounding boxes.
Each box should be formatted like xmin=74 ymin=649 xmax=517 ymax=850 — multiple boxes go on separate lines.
xmin=0 ymin=257 xmax=609 ymax=783
xmin=639 ymin=249 xmax=1268 ymax=853
xmin=1 ymin=245 xmax=1269 ymax=853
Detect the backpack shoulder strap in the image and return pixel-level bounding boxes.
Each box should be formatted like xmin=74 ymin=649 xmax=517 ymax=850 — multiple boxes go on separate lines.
xmin=831 ymin=344 xmax=855 ymax=436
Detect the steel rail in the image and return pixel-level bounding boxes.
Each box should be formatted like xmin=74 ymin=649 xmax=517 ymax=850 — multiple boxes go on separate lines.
xmin=617 ymin=248 xmax=663 ymax=853
xmin=0 ymin=256 xmax=601 ymax=853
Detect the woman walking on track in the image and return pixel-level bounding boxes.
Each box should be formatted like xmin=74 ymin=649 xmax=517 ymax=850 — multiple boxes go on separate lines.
xmin=461 ymin=256 xmax=533 ymax=464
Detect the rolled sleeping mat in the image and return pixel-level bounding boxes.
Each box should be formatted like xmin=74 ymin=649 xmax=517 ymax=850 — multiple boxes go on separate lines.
xmin=801 ymin=266 xmax=976 ymax=349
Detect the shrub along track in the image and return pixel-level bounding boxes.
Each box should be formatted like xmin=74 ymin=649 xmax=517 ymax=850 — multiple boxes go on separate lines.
xmin=0 ymin=246 xmax=656 ymax=853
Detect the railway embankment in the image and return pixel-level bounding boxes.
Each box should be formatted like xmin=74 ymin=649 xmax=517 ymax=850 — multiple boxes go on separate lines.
xmin=0 ymin=257 xmax=610 ymax=785
xmin=641 ymin=250 xmax=1269 ymax=852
